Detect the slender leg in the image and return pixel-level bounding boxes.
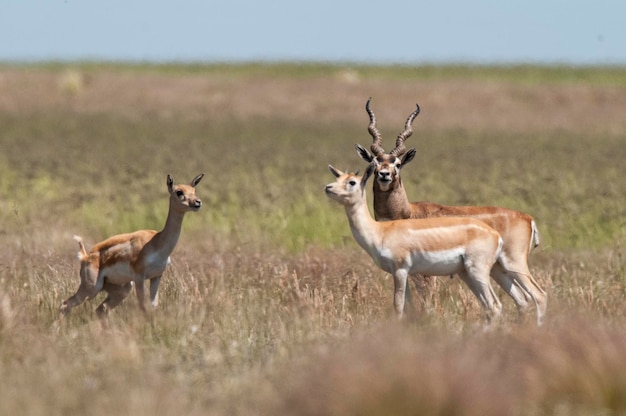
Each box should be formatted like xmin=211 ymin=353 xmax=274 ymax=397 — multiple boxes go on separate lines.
xmin=393 ymin=269 xmax=409 ymax=319
xmin=505 ymin=266 xmax=547 ymax=325
xmin=496 ymin=237 xmax=548 ymax=325
xmin=96 ymin=283 xmax=133 ymax=319
xmin=149 ymin=275 xmax=162 ymax=309
xmin=498 ymin=254 xmax=548 ymax=325
xmin=59 ymin=291 xmax=89 ymax=317
xmin=490 ymin=263 xmax=530 ymax=315
xmin=134 ymin=277 xmax=147 ymax=312
xmin=58 ymin=264 xmax=103 ymax=319
xmin=458 ymin=270 xmax=502 ymax=322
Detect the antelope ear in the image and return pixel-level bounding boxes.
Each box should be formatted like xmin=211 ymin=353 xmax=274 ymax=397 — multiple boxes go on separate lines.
xmin=190 ymin=173 xmax=204 ymax=187
xmin=328 ymin=165 xmax=343 ymax=178
xmin=361 ymin=163 xmax=375 ymax=189
xmin=355 ymin=144 xmax=374 ymax=163
xmin=167 ymin=175 xmax=174 ymax=193
xmin=400 ymin=148 xmax=417 ymax=167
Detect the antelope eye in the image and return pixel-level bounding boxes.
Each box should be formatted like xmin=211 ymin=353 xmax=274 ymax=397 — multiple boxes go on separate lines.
xmin=176 ymin=190 xmax=184 ymax=197
xmin=348 ymin=180 xmax=357 ymax=186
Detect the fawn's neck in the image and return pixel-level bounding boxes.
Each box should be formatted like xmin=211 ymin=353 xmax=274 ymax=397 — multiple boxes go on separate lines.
xmin=153 ymin=205 xmax=186 ymax=258
xmin=344 ymin=192 xmax=382 ymax=254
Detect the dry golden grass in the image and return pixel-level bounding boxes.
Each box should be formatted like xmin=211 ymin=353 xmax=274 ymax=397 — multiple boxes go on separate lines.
xmin=0 ymin=63 xmax=625 ymax=415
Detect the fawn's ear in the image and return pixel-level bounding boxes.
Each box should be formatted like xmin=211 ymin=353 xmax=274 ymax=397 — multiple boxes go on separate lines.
xmin=355 ymin=144 xmax=374 ymax=163
xmin=190 ymin=173 xmax=204 ymax=187
xmin=361 ymin=163 xmax=375 ymax=190
xmin=328 ymin=165 xmax=343 ymax=178
xmin=167 ymin=175 xmax=174 ymax=193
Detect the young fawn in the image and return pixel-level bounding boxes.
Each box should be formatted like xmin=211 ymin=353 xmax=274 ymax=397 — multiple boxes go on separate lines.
xmin=58 ymin=173 xmax=203 ymax=320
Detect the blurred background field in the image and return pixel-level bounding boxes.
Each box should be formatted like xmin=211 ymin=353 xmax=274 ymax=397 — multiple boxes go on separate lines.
xmin=0 ymin=63 xmax=625 ymax=415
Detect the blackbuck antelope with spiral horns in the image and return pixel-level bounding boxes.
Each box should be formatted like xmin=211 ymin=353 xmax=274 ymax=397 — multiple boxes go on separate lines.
xmin=355 ymin=98 xmax=547 ymax=325
xmin=58 ymin=173 xmax=204 ymax=321
xmin=325 ymin=164 xmax=504 ymax=322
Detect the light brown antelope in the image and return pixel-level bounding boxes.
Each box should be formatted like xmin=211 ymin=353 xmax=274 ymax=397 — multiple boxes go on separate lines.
xmin=355 ymin=98 xmax=547 ymax=325
xmin=58 ymin=173 xmax=204 ymax=320
xmin=326 ymin=164 xmax=504 ymax=322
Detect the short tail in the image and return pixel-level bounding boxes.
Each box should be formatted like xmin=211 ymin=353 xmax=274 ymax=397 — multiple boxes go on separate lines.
xmin=530 ymin=220 xmax=540 ymax=251
xmin=73 ymin=235 xmax=88 ymax=260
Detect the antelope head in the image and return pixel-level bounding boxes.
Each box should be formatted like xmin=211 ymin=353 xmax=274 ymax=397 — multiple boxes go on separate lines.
xmin=325 ymin=164 xmax=374 ymax=207
xmin=167 ymin=173 xmax=204 ymax=213
xmin=355 ymin=98 xmax=420 ymax=192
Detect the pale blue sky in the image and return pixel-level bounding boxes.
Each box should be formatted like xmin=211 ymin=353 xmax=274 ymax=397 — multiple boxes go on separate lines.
xmin=1 ymin=0 xmax=624 ymax=65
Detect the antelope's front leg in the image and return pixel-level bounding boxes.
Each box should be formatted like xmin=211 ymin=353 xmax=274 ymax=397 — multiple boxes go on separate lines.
xmin=149 ymin=275 xmax=162 ymax=309
xmin=393 ymin=269 xmax=409 ymax=319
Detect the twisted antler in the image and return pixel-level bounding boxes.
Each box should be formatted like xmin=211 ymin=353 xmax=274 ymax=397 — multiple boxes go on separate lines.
xmin=365 ymin=98 xmax=385 ymax=156
xmin=390 ymin=103 xmax=420 ymax=157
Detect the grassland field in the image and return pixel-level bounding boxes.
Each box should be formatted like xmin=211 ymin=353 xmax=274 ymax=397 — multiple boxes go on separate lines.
xmin=0 ymin=63 xmax=625 ymax=415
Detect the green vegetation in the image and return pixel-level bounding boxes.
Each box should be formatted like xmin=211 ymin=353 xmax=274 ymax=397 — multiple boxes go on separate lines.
xmin=0 ymin=64 xmax=625 ymax=415
xmin=5 ymin=60 xmax=626 ymax=85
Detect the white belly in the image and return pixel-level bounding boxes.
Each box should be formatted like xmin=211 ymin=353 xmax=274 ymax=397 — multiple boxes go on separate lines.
xmin=374 ymin=246 xmax=465 ymax=276
xmin=99 ymin=256 xmax=171 ymax=284
xmin=100 ymin=262 xmax=134 ymax=285
xmin=408 ymin=248 xmax=465 ymax=275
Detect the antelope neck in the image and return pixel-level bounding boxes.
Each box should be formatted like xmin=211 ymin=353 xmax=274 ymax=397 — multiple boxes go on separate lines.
xmin=344 ymin=192 xmax=382 ymax=251
xmin=373 ymin=180 xmax=412 ymax=221
xmin=152 ymin=204 xmax=186 ymax=257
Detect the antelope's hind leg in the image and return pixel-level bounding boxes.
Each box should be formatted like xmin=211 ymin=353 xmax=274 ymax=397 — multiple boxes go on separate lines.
xmin=458 ymin=269 xmax=502 ymax=323
xmin=96 ymin=282 xmax=133 ymax=319
xmin=504 ymin=264 xmax=548 ymax=326
xmin=498 ymin=252 xmax=548 ymax=326
xmin=490 ymin=263 xmax=531 ymax=318
xmin=59 ymin=262 xmax=103 ymax=319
